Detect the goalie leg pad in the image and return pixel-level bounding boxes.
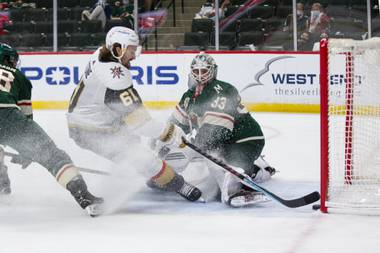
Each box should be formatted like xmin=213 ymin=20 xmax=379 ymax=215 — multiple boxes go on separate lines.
xmin=150 ymin=161 xmax=177 ymax=189
xmin=227 ymin=190 xmax=270 ymax=208
xmin=149 ymin=162 xmax=202 ymax=202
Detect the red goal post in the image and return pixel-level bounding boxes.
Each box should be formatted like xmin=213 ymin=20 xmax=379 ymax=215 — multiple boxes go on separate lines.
xmin=320 ymin=38 xmax=380 ymax=214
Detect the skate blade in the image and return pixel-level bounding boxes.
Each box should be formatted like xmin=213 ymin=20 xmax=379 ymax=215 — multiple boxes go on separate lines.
xmin=197 ymin=196 xmax=206 ymax=203
xmin=85 ymin=203 xmax=104 ymax=217
xmin=229 ymin=195 xmax=271 ymax=208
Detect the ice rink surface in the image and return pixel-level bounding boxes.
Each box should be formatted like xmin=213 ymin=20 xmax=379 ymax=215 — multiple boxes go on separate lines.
xmin=1 ymin=110 xmax=379 ymax=253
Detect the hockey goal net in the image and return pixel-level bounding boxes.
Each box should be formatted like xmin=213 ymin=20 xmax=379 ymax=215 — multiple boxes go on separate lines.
xmin=320 ymin=38 xmax=380 ymax=214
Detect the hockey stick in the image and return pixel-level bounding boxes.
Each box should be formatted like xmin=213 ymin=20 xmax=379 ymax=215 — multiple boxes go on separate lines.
xmin=182 ymin=137 xmax=320 ymax=208
xmin=3 ymin=150 xmax=110 ymax=176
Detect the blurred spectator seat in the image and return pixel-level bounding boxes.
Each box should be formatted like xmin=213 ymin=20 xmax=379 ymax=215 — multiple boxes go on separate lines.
xmin=59 ymin=0 xmax=79 ymax=8
xmin=224 ymin=5 xmax=239 ymax=18
xmin=220 ymin=20 xmax=237 ymax=32
xmin=44 ymin=33 xmax=71 ymax=47
xmin=104 ymin=19 xmax=127 ymax=32
xmin=58 ymin=33 xmax=71 ymax=47
xmin=6 ymin=21 xmax=34 ymax=33
xmin=24 ymin=8 xmax=47 ymax=22
xmin=184 ymin=32 xmax=210 ymax=49
xmin=372 ymin=18 xmax=380 ymax=33
xmin=266 ymin=18 xmax=284 ymax=32
xmin=281 ymin=0 xmax=293 ymax=5
xmin=275 ymin=5 xmax=292 ymax=19
xmin=250 ymin=5 xmax=274 ymax=19
xmin=34 ymin=0 xmax=53 ymax=9
xmin=230 ymin=0 xmax=246 ymax=5
xmin=20 ymin=33 xmax=44 ymax=47
xmin=238 ymin=31 xmax=264 ymax=47
xmin=239 ymin=18 xmax=264 ymax=32
xmin=80 ymin=0 xmax=98 ymax=8
xmin=69 ymin=32 xmax=91 ymax=47
xmin=326 ymin=5 xmax=350 ymax=18
xmin=58 ymin=20 xmax=78 ymax=33
xmin=350 ymin=0 xmax=365 ymax=6
xmin=34 ymin=21 xmax=53 ymax=33
xmin=191 ymin=19 xmax=214 ymax=34
xmin=330 ymin=31 xmax=364 ymax=40
xmin=9 ymin=9 xmax=24 ymax=22
xmin=0 ymin=34 xmax=21 ymax=47
xmin=90 ymin=32 xmax=104 ymax=46
xmin=210 ymin=32 xmax=236 ymax=49
xmin=43 ymin=8 xmax=72 ymax=21
xmin=264 ymin=0 xmax=280 ymax=6
xmin=71 ymin=7 xmax=86 ymax=21
xmin=330 ymin=17 xmax=365 ymax=34
xmin=264 ymin=31 xmax=291 ymax=47
xmin=327 ymin=0 xmax=350 ymax=5
xmin=79 ymin=20 xmax=103 ymax=33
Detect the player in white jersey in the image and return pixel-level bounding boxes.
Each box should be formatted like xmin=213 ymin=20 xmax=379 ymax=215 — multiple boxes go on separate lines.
xmin=66 ymin=26 xmax=202 ymax=202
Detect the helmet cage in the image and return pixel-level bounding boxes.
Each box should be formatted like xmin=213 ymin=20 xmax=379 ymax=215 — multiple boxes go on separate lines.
xmin=190 ymin=54 xmax=217 ymax=84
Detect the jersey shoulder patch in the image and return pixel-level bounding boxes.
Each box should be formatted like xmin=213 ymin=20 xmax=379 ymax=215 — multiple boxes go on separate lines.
xmin=208 ymin=80 xmax=239 ymax=100
xmin=95 ymin=62 xmax=132 ymax=90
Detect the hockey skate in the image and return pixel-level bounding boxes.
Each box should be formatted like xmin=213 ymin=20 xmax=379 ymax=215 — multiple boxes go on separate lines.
xmin=146 ymin=176 xmax=203 ymax=202
xmin=66 ymin=176 xmax=103 ymax=217
xmin=0 ymin=147 xmax=10 ymax=195
xmin=227 ymin=190 xmax=270 ymax=208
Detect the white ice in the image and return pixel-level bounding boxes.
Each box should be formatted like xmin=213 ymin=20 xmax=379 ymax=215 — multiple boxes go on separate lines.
xmin=0 ymin=110 xmax=379 ymax=253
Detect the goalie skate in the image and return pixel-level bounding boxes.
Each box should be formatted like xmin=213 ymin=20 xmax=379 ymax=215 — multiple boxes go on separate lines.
xmin=227 ymin=190 xmax=270 ymax=208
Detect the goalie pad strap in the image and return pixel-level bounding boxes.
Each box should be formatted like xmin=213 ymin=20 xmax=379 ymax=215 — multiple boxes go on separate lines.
xmin=151 ymin=161 xmax=175 ymax=187
xmin=159 ymin=123 xmax=175 ymax=143
xmin=56 ymin=164 xmax=80 ymax=188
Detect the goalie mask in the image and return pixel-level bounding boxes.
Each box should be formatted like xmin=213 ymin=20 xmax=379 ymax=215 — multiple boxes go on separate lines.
xmin=190 ymin=53 xmax=217 ymax=86
xmin=105 ymin=26 xmax=142 ymax=62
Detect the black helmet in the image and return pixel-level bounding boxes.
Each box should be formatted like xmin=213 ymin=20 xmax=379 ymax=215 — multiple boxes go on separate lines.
xmin=0 ymin=43 xmax=19 ymax=68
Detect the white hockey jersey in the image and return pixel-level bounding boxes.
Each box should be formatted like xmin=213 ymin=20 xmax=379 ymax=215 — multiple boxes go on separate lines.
xmin=67 ymin=49 xmax=133 ymax=131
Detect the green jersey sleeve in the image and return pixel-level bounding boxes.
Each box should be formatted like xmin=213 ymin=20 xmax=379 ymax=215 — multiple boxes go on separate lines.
xmin=169 ymin=89 xmax=194 ymax=134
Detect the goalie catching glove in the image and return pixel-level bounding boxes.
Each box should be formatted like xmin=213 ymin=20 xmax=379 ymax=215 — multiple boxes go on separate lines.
xmin=151 ymin=124 xmax=199 ymax=172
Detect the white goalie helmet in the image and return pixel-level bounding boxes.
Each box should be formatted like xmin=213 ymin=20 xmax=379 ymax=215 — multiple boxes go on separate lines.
xmin=105 ymin=26 xmax=141 ymax=61
xmin=190 ymin=53 xmax=217 ymax=85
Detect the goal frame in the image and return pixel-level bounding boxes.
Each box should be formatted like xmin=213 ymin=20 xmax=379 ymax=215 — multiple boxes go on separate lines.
xmin=320 ymin=38 xmax=355 ymax=213
xmin=320 ymin=38 xmax=380 ymax=214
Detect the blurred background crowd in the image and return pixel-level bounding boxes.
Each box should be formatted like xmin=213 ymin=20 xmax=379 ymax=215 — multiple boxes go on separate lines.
xmin=0 ymin=0 xmax=378 ymax=52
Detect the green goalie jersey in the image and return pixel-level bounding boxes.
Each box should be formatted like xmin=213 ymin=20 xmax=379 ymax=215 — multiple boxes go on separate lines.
xmin=0 ymin=63 xmax=33 ymax=117
xmin=171 ymin=79 xmax=264 ymax=150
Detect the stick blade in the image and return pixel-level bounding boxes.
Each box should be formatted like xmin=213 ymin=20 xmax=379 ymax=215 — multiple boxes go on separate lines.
xmin=280 ymin=191 xmax=320 ymax=208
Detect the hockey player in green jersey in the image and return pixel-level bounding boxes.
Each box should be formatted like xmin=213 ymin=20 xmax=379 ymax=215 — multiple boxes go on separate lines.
xmin=156 ymin=53 xmax=276 ymax=207
xmin=0 ymin=43 xmax=103 ymax=216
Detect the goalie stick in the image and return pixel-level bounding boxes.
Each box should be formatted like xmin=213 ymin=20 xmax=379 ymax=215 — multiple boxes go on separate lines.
xmin=3 ymin=150 xmax=110 ymax=176
xmin=181 ymin=137 xmax=320 ymax=208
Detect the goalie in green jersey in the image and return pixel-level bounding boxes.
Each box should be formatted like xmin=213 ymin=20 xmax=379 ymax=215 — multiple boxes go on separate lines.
xmin=0 ymin=43 xmax=103 ymax=216
xmin=154 ymin=53 xmax=276 ymax=207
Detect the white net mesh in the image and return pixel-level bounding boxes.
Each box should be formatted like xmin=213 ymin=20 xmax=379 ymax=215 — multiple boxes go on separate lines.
xmin=327 ymin=38 xmax=380 ymax=212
